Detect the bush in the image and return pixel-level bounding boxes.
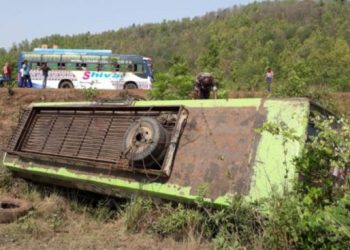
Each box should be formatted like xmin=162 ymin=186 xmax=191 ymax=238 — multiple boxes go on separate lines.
xmin=83 ymin=87 xmax=99 ymax=100
xmin=295 ymin=116 xmax=350 ymax=206
xmin=149 ymin=72 xmax=193 ymax=100
xmin=255 ymin=116 xmax=350 ymax=249
xmin=273 ymin=70 xmax=307 ymax=97
xmin=122 ymin=196 xmax=153 ymax=232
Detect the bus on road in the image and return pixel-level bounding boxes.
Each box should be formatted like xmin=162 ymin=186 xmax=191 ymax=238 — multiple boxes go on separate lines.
xmin=18 ymin=48 xmax=154 ymax=89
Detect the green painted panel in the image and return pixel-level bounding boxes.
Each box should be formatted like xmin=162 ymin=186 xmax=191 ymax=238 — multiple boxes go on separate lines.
xmin=248 ymin=99 xmax=309 ymax=200
xmin=31 ymin=98 xmax=262 ymax=109
xmin=31 ymin=102 xmax=97 ymax=107
xmin=3 ymin=161 xmax=232 ymax=206
xmin=135 ymin=98 xmax=262 ymax=109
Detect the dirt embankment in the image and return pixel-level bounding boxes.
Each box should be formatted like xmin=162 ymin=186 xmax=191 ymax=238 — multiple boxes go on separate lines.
xmin=1 ymin=88 xmax=349 ymax=154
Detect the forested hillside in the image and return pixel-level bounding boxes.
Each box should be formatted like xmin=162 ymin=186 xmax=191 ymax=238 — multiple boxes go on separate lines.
xmin=1 ymin=0 xmax=350 ymax=92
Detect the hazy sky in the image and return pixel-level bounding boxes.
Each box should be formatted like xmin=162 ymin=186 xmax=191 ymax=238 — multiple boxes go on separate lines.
xmin=1 ymin=0 xmax=255 ymax=49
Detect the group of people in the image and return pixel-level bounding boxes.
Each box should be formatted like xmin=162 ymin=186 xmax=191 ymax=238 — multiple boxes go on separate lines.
xmin=19 ymin=60 xmax=32 ymax=88
xmin=1 ymin=61 xmax=51 ymax=88
xmin=1 ymin=60 xmax=33 ymax=88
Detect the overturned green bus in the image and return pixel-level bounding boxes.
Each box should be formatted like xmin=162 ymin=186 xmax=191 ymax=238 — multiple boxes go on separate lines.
xmin=2 ymin=98 xmax=330 ymax=206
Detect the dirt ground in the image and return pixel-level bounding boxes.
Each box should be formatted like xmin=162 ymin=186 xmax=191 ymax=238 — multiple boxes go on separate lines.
xmin=0 ymin=185 xmax=212 ymax=250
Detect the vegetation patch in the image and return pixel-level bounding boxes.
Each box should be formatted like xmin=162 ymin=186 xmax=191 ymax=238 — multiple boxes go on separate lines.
xmin=82 ymin=87 xmax=99 ymax=101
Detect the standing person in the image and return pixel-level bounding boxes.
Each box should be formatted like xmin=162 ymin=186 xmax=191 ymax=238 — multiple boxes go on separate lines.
xmin=19 ymin=63 xmax=26 ymax=87
xmin=2 ymin=62 xmax=12 ymax=81
xmin=194 ymin=72 xmax=217 ymax=99
xmin=1 ymin=62 xmax=11 ymax=87
xmin=40 ymin=62 xmax=51 ymax=88
xmin=23 ymin=60 xmax=32 ymax=88
xmin=265 ymin=67 xmax=274 ymax=92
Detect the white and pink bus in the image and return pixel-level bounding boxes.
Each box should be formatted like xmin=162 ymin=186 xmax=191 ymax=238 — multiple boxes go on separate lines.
xmin=18 ymin=48 xmax=154 ymax=89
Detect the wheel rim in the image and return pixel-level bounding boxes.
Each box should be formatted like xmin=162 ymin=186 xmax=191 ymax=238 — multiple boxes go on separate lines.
xmin=123 ymin=117 xmax=168 ymax=168
xmin=127 ymin=125 xmax=154 ymax=156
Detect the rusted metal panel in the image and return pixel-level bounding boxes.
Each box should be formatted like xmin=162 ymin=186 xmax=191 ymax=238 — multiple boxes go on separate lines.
xmin=8 ymin=105 xmax=187 ymax=177
xmin=7 ymin=109 xmax=32 ymax=152
xmin=168 ymin=106 xmax=267 ymax=199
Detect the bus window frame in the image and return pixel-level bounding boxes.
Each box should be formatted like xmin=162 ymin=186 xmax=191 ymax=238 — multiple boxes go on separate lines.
xmin=58 ymin=62 xmax=66 ymax=70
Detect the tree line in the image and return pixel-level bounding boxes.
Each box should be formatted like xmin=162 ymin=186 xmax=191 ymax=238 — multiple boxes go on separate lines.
xmin=1 ymin=0 xmax=350 ymax=94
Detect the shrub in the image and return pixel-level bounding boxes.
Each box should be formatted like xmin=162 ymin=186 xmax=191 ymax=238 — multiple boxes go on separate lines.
xmin=152 ymin=204 xmax=205 ymax=239
xmin=83 ymin=87 xmax=99 ymax=100
xmin=122 ymin=196 xmax=153 ymax=232
xmin=259 ymin=116 xmax=350 ymax=249
xmin=295 ymin=116 xmax=350 ymax=206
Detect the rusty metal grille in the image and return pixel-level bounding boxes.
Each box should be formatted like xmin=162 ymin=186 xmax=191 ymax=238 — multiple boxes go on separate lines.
xmin=8 ymin=105 xmax=186 ymax=176
xmin=7 ymin=109 xmax=31 ymax=151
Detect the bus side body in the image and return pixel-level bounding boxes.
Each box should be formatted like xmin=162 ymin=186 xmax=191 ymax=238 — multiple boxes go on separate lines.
xmin=18 ymin=51 xmax=153 ymax=90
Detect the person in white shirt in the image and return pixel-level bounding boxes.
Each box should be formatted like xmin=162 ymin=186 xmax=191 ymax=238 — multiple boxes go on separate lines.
xmin=19 ymin=63 xmax=26 ymax=87
xmin=265 ymin=67 xmax=274 ymax=92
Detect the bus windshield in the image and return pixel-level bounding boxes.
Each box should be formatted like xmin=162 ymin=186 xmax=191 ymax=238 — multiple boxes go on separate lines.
xmin=18 ymin=48 xmax=154 ymax=89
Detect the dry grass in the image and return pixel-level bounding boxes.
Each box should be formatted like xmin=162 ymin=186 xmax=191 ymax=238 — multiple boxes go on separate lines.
xmin=0 ymin=166 xmax=212 ymax=249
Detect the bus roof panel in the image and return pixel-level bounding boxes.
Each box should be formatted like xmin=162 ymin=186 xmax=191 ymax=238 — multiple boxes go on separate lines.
xmin=42 ymin=54 xmax=62 ymax=62
xmin=81 ymin=55 xmax=101 ymax=63
xmin=23 ymin=50 xmax=148 ymax=64
xmin=33 ymin=48 xmax=112 ymax=56
xmin=22 ymin=53 xmax=41 ymax=61
xmin=61 ymin=54 xmax=82 ymax=62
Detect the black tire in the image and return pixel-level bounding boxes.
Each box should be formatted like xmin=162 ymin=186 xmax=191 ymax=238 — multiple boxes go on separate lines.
xmin=59 ymin=81 xmax=74 ymax=88
xmin=123 ymin=117 xmax=169 ymax=168
xmin=124 ymin=82 xmax=138 ymax=89
xmin=0 ymin=198 xmax=32 ymax=223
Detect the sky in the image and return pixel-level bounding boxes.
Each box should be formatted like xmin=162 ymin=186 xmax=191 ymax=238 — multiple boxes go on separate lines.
xmin=1 ymin=0 xmax=255 ymax=49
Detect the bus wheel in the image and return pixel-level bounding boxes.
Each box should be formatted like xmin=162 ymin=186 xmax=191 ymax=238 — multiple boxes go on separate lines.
xmin=59 ymin=81 xmax=74 ymax=88
xmin=122 ymin=117 xmax=169 ymax=169
xmin=124 ymin=82 xmax=137 ymax=89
